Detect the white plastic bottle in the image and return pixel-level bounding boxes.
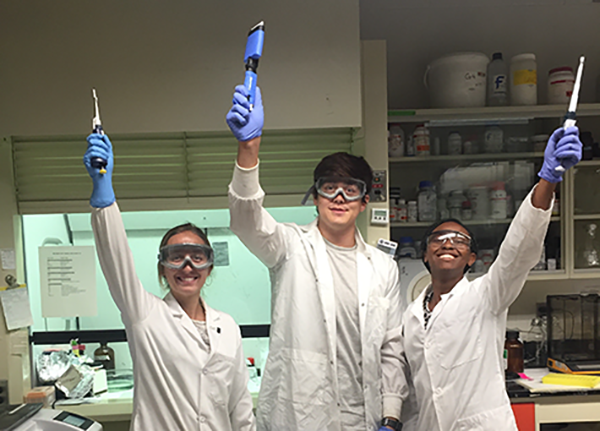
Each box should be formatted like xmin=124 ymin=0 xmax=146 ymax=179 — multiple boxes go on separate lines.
xmin=407 ymin=201 xmax=418 ymax=222
xmin=486 ymin=52 xmax=508 ymax=106
xmin=397 ymin=199 xmax=408 ymax=223
xmin=417 ymin=181 xmax=437 ymax=222
xmin=412 ymin=125 xmax=430 ymax=156
xmin=388 ymin=124 xmax=405 ymax=157
xmin=510 ymin=53 xmax=537 ymax=106
xmin=490 ymin=181 xmax=508 ymax=219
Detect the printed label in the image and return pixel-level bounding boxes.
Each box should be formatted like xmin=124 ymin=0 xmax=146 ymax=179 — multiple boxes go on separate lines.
xmin=492 ymin=74 xmax=507 ymax=94
xmin=513 ymin=69 xmax=537 ymax=86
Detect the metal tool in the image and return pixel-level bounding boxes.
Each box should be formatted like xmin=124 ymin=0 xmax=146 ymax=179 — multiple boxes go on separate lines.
xmin=91 ymin=88 xmax=107 ymax=174
xmin=555 ymin=56 xmax=585 ymax=172
xmin=243 ymin=21 xmax=265 ymax=110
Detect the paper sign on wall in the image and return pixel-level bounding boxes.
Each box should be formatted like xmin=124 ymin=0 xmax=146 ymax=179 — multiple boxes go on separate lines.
xmin=0 ymin=285 xmax=33 ymax=330
xmin=39 ymin=246 xmax=97 ymax=318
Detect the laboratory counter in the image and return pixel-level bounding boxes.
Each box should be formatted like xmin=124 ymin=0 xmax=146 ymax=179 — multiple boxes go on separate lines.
xmin=55 ymin=376 xmax=600 ymax=431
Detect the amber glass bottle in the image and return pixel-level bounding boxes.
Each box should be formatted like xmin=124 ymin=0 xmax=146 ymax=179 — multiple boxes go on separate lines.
xmin=94 ymin=342 xmax=115 ymax=370
xmin=505 ymin=330 xmax=524 ymax=373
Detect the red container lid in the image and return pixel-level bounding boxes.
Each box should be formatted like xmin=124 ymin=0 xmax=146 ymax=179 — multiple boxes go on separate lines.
xmin=548 ymin=66 xmax=573 ymax=75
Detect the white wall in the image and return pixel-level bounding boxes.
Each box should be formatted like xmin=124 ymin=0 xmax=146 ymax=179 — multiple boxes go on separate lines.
xmin=360 ymin=0 xmax=600 ymax=109
xmin=0 ymin=0 xmax=361 ymax=137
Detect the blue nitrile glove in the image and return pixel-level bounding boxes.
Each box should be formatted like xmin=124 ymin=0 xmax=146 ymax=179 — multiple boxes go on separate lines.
xmin=538 ymin=126 xmax=582 ymax=183
xmin=225 ymin=85 xmax=264 ymax=142
xmin=83 ymin=133 xmax=115 ymax=208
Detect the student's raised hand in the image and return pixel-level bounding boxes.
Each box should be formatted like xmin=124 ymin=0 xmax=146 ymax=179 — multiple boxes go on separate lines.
xmin=538 ymin=126 xmax=582 ymax=183
xmin=83 ymin=133 xmax=115 ymax=208
xmin=226 ymin=85 xmax=264 ymax=142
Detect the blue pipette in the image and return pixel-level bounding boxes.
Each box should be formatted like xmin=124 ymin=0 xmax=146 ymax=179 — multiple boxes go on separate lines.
xmin=243 ymin=21 xmax=265 ymax=110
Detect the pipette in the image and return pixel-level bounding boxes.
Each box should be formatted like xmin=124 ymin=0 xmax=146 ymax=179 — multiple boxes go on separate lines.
xmin=243 ymin=21 xmax=265 ymax=110
xmin=91 ymin=88 xmax=107 ymax=174
xmin=555 ymin=56 xmax=585 ymax=172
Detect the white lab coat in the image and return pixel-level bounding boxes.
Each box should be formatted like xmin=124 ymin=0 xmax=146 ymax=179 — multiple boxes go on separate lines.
xmin=92 ymin=203 xmax=255 ymax=431
xmin=228 ymin=163 xmax=403 ymax=431
xmin=400 ymin=188 xmax=552 ymax=431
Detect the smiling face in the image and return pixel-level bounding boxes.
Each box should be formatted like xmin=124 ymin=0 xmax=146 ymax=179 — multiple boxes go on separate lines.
xmin=314 ymin=191 xmax=368 ymax=235
xmin=160 ymin=231 xmax=212 ymax=300
xmin=424 ymin=221 xmax=477 ymax=276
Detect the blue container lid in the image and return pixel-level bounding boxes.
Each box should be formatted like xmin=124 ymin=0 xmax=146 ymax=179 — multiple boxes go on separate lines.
xmin=419 ymin=180 xmax=433 ymax=189
xmin=399 ymin=236 xmax=414 ymax=244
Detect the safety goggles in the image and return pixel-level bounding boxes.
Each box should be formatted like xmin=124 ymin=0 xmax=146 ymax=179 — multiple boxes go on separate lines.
xmin=158 ymin=243 xmax=214 ymax=270
xmin=426 ymin=230 xmax=472 ymax=250
xmin=300 ymin=177 xmax=367 ymax=205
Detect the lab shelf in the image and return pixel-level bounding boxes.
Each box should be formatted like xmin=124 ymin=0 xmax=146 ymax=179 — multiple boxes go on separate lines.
xmin=389 ymin=152 xmax=544 ymax=164
xmin=576 ymin=160 xmax=600 ymax=167
xmin=390 ymin=216 xmax=560 ymax=228
xmin=387 ymin=103 xmax=600 ymax=124
xmin=570 ymin=268 xmax=600 ymax=279
xmin=573 ymin=214 xmax=600 ymax=220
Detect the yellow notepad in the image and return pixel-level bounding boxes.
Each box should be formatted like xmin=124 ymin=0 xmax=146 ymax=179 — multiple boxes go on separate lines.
xmin=542 ymin=372 xmax=600 ymax=388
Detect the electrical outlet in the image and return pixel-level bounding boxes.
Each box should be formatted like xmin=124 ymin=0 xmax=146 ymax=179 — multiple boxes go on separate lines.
xmin=0 ymin=379 xmax=8 ymax=411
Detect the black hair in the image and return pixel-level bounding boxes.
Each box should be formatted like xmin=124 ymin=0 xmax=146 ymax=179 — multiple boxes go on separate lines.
xmin=420 ymin=218 xmax=478 ymax=274
xmin=157 ymin=223 xmax=213 ymax=287
xmin=312 ymin=152 xmax=373 ymax=202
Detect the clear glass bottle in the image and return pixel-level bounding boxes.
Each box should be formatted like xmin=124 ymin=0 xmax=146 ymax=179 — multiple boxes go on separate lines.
xmin=417 ymin=181 xmax=437 ymax=222
xmin=486 ymin=52 xmax=508 ymax=106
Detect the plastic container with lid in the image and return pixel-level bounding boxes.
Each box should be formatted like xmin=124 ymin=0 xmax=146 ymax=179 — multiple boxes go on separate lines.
xmin=447 ymin=132 xmax=462 ymax=155
xmin=407 ymin=200 xmax=418 ymax=222
xmin=397 ymin=199 xmax=408 ymax=223
xmin=490 ymin=181 xmax=507 ymax=219
xmin=547 ymin=66 xmax=575 ymax=105
xmin=448 ymin=190 xmax=466 ymax=220
xmin=505 ymin=330 xmax=524 ymax=373
xmin=510 ymin=53 xmax=537 ymax=106
xmin=484 ymin=126 xmax=504 ymax=153
xmin=468 ymin=186 xmax=490 ymax=220
xmin=25 ymin=386 xmax=56 ymax=408
xmin=398 ymin=236 xmax=417 ymax=259
xmin=486 ymin=52 xmax=508 ymax=106
xmin=531 ymin=134 xmax=549 ymax=152
xmin=418 ymin=181 xmax=437 ymax=222
xmin=388 ymin=123 xmax=405 ymax=157
xmin=413 ymin=125 xmax=431 ymax=156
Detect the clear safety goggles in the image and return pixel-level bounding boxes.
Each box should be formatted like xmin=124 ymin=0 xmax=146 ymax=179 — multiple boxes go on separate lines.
xmin=426 ymin=230 xmax=472 ymax=250
xmin=300 ymin=177 xmax=367 ymax=205
xmin=158 ymin=243 xmax=214 ymax=270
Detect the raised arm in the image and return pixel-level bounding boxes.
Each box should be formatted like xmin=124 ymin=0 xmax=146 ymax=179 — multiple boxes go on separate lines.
xmin=226 ymin=85 xmax=287 ymax=268
xmin=484 ymin=126 xmax=582 ymax=312
xmin=84 ymin=134 xmax=156 ymax=324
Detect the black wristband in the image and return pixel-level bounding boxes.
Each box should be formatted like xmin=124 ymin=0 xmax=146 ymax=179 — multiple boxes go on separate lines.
xmin=381 ymin=417 xmax=403 ymax=431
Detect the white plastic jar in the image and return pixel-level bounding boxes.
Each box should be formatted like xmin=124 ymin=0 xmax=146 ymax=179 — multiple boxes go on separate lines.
xmin=388 ymin=123 xmax=405 ymax=157
xmin=547 ymin=67 xmax=575 ymax=105
xmin=407 ymin=201 xmax=418 ymax=222
xmin=413 ymin=125 xmax=430 ymax=156
xmin=510 ymin=53 xmax=537 ymax=106
xmin=490 ymin=181 xmax=508 ymax=219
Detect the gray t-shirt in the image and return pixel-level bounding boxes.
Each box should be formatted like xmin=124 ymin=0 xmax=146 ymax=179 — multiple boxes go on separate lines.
xmin=325 ymin=239 xmax=365 ymax=429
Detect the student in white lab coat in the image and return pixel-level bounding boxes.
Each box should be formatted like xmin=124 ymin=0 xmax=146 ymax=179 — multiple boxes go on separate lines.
xmin=225 ymin=85 xmax=404 ymax=431
xmin=83 ymin=133 xmax=256 ymax=431
xmin=398 ymin=126 xmax=582 ymax=430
